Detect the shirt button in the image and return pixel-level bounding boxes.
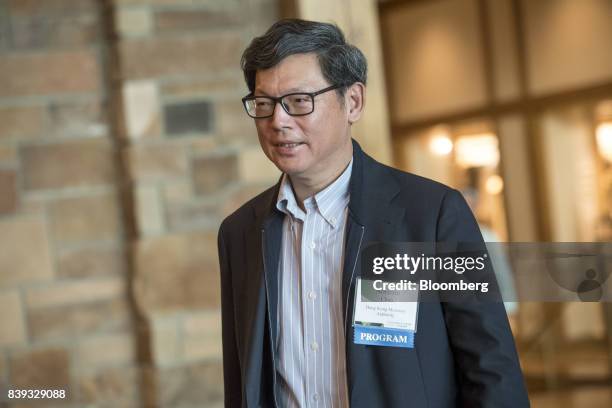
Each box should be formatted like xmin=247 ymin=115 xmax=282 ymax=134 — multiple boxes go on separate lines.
xmin=308 ymin=291 xmax=317 ymax=300
xmin=310 ymin=242 xmax=316 ymax=250
xmin=310 ymin=341 xmax=318 ymax=351
xmin=330 ymin=217 xmax=336 ymax=224
xmin=313 ymin=393 xmax=319 ymax=402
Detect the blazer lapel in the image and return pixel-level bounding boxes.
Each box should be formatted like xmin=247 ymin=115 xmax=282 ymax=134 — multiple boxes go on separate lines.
xmin=341 ymin=213 xmax=365 ymax=337
xmin=262 ymin=211 xmax=284 ymax=349
xmin=342 ymin=140 xmax=406 ymax=321
xmin=241 ymin=182 xmax=283 ymax=407
xmin=242 ymin=223 xmax=268 ymax=406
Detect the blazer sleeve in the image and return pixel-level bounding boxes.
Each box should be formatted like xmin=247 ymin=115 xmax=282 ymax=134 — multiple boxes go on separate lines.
xmin=436 ymin=189 xmax=530 ymax=408
xmin=218 ymin=223 xmax=243 ymax=407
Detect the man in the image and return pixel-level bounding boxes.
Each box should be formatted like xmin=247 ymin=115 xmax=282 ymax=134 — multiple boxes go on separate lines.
xmin=217 ymin=19 xmax=529 ymax=407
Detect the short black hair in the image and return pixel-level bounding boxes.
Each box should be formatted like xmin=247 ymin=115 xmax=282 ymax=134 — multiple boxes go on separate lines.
xmin=241 ymin=19 xmax=367 ymax=96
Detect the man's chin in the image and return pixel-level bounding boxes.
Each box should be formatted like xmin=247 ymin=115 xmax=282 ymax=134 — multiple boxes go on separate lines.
xmin=277 ymin=166 xmax=306 ymax=176
xmin=272 ymin=159 xmax=309 ymax=176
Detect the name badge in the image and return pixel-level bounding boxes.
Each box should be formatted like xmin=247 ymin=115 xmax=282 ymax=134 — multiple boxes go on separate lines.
xmin=352 ymin=279 xmax=418 ymax=348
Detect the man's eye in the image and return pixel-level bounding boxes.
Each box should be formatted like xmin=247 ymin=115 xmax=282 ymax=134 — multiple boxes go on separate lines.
xmin=256 ymin=100 xmax=272 ymax=107
xmin=290 ymin=96 xmax=309 ymax=104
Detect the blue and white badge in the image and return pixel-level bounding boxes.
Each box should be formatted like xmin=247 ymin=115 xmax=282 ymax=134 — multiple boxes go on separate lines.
xmin=353 ymin=279 xmax=418 ymax=349
xmin=354 ymin=325 xmax=415 ymax=348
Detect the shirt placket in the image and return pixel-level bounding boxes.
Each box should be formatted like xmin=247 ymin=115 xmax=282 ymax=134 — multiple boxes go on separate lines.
xmin=301 ymin=204 xmax=322 ymax=406
xmin=289 ymin=215 xmax=305 ymax=406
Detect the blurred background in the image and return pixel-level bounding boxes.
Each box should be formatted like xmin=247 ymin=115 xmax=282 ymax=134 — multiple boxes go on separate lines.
xmin=0 ymin=0 xmax=610 ymax=406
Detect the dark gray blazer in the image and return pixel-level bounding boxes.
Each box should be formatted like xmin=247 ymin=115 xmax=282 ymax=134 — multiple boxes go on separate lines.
xmin=217 ymin=139 xmax=529 ymax=407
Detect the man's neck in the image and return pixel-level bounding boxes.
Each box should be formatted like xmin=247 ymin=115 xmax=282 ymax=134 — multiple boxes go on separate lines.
xmin=288 ymin=151 xmax=352 ymax=211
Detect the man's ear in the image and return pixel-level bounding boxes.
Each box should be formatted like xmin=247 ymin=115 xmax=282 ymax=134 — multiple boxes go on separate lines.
xmin=346 ymin=82 xmax=365 ymax=124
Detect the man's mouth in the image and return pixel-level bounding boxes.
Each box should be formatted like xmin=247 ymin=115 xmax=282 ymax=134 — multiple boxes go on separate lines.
xmin=275 ymin=142 xmax=304 ymax=148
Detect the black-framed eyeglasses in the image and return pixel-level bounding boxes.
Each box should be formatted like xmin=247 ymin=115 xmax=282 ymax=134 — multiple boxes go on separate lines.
xmin=241 ymin=84 xmax=342 ymax=119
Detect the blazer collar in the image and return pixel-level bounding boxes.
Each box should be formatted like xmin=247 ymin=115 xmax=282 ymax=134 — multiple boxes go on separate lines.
xmin=347 ymin=139 xmax=404 ymax=227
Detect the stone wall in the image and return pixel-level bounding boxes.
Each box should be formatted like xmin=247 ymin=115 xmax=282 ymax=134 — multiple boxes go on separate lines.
xmin=0 ymin=0 xmax=280 ymax=406
xmin=0 ymin=0 xmax=140 ymax=406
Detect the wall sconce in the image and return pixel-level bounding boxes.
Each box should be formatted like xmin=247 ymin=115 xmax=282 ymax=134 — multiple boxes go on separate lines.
xmin=454 ymin=133 xmax=499 ymax=168
xmin=429 ymin=134 xmax=453 ymax=156
xmin=596 ymin=122 xmax=612 ymax=162
xmin=485 ymin=174 xmax=504 ymax=195
xmin=428 ymin=125 xmax=453 ymax=156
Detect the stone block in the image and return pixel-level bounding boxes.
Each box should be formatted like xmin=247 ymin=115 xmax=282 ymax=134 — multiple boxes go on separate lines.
xmin=165 ymin=200 xmax=218 ymax=232
xmin=28 ymin=298 xmax=131 ymax=341
xmin=154 ymin=9 xmax=243 ymax=32
xmin=162 ymin=181 xmax=193 ymax=204
xmin=133 ymin=232 xmax=220 ymax=314
xmin=0 ymin=106 xmax=46 ymax=140
xmin=0 ymin=5 xmax=9 ymax=52
xmin=78 ymin=365 xmax=140 ymax=406
xmin=48 ymin=193 xmax=121 ymax=244
xmin=21 ymin=139 xmax=115 ymax=190
xmin=160 ymin=75 xmax=244 ymax=98
xmin=192 ymin=153 xmax=238 ymax=195
xmin=182 ymin=309 xmax=221 ymax=335
xmin=122 ymin=80 xmax=160 ymax=140
xmin=182 ymin=310 xmax=222 ymax=362
xmin=0 ymin=352 xmax=6 ymax=383
xmin=189 ymin=137 xmax=217 ymax=156
xmin=116 ymin=7 xmax=152 ymax=37
xmin=217 ymin=99 xmax=255 ymax=140
xmin=238 ymin=145 xmax=279 ymax=184
xmin=119 ymin=33 xmax=243 ymax=80
xmin=135 ymin=184 xmax=164 ymax=236
xmin=48 ymin=99 xmax=107 ymax=138
xmin=25 ymin=276 xmax=126 ymax=309
xmin=0 ymin=144 xmax=18 ymax=163
xmin=157 ymin=361 xmax=224 ymax=407
xmin=10 ymin=348 xmax=70 ymax=389
xmin=7 ymin=0 xmax=98 ymax=16
xmin=221 ymin=184 xmax=269 ymax=218
xmin=0 ymin=218 xmax=53 ymax=288
xmin=0 ymin=291 xmax=27 ymax=347
xmin=0 ymin=51 xmax=99 ymax=97
xmin=249 ymin=0 xmax=280 ymax=31
xmin=164 ymin=101 xmax=213 ymax=136
xmin=126 ymin=144 xmax=187 ymax=182
xmin=57 ymin=245 xmax=126 ymax=278
xmin=116 ymin=0 xmax=235 ymax=5
xmin=14 ymin=198 xmax=45 ymax=217
xmin=150 ymin=314 xmax=181 ymax=366
xmin=0 ymin=169 xmax=18 ymax=214
xmin=10 ymin=14 xmax=99 ymax=50
xmin=76 ymin=331 xmax=136 ymax=368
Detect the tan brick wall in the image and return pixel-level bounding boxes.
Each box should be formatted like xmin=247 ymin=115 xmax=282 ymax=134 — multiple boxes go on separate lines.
xmin=0 ymin=0 xmax=140 ymax=406
xmin=0 ymin=0 xmax=280 ymax=406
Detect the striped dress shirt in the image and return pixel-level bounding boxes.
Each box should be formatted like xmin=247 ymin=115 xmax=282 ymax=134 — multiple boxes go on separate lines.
xmin=275 ymin=160 xmax=353 ymax=408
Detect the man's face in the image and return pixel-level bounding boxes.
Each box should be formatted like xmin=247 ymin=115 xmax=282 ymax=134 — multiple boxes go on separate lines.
xmin=252 ymin=53 xmax=352 ymax=180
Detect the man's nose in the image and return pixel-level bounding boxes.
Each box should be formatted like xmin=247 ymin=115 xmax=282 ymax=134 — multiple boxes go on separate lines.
xmin=269 ymin=101 xmax=291 ymax=129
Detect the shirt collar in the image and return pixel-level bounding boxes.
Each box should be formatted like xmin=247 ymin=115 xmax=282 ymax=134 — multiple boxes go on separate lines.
xmin=276 ymin=174 xmax=305 ymax=221
xmin=276 ymin=159 xmax=353 ymax=227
